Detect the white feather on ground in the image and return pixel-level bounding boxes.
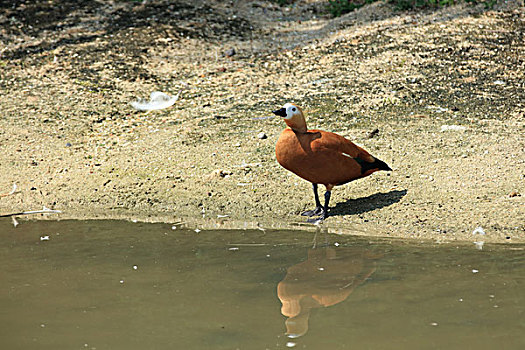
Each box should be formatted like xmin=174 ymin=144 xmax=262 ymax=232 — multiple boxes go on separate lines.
xmin=130 ymin=91 xmax=179 ymax=111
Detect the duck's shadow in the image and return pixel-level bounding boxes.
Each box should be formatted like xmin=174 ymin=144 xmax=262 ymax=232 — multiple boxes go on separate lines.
xmin=330 ymin=189 xmax=407 ymax=217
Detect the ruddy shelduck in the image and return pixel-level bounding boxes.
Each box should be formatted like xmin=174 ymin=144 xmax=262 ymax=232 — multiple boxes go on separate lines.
xmin=273 ymin=103 xmax=391 ymax=222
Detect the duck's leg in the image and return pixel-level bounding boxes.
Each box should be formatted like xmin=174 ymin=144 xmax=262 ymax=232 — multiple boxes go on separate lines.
xmin=306 ymin=185 xmax=332 ymax=223
xmin=301 ymin=183 xmax=323 ymax=217
xmin=321 ymin=190 xmax=331 ymax=220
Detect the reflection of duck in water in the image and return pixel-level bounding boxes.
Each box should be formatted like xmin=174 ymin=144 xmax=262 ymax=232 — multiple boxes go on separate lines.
xmin=277 ymin=246 xmax=380 ymax=338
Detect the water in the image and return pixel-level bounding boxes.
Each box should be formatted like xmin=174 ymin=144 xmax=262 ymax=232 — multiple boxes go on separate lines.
xmin=0 ymin=220 xmax=524 ymax=349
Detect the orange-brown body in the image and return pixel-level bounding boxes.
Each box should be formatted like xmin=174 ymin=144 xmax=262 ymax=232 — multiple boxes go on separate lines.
xmin=276 ymin=128 xmax=377 ymax=188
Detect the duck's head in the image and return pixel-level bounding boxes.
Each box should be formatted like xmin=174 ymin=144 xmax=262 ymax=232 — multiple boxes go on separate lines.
xmin=273 ymin=103 xmax=307 ymax=133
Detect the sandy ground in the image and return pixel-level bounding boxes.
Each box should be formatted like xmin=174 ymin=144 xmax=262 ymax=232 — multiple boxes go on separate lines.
xmin=0 ymin=0 xmax=523 ymax=243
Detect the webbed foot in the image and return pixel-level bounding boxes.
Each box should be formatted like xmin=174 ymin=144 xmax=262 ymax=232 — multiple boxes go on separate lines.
xmin=301 ymin=206 xmax=324 ymax=217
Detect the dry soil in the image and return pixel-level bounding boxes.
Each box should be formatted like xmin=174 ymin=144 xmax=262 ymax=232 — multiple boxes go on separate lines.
xmin=0 ymin=0 xmax=524 ymax=243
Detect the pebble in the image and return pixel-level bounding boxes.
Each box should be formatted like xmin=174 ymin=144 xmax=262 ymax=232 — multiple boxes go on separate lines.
xmin=257 ymin=132 xmax=267 ymax=139
xmin=214 ymin=169 xmax=233 ymax=178
xmin=368 ymin=128 xmax=379 ymax=138
xmin=224 ymin=48 xmax=236 ymax=57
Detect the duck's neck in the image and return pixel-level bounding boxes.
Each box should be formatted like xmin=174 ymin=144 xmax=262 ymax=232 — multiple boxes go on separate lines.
xmin=285 ymin=117 xmax=308 ymax=134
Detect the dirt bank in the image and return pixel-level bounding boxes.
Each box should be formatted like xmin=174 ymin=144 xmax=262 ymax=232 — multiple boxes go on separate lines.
xmin=1 ymin=1 xmax=523 ymax=243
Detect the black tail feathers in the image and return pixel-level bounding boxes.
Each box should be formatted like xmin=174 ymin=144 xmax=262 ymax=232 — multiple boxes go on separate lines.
xmin=373 ymin=158 xmax=392 ymax=171
xmin=359 ymin=157 xmax=392 ymax=174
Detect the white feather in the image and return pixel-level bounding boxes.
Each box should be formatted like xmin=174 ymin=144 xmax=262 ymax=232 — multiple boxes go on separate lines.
xmin=131 ymin=91 xmax=179 ymax=111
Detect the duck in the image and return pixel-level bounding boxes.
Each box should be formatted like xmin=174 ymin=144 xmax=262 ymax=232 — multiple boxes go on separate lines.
xmin=273 ymin=103 xmax=392 ymax=222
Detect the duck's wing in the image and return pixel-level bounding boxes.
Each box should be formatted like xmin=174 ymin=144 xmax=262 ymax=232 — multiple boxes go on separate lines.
xmin=314 ymin=130 xmax=375 ymax=163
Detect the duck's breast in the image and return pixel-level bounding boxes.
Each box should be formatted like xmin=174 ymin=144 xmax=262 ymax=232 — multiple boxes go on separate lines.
xmin=276 ymin=129 xmax=363 ymax=185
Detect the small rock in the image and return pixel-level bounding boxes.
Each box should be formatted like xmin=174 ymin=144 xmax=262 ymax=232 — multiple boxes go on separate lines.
xmin=65 ymin=142 xmax=72 ymax=147
xmin=257 ymin=132 xmax=267 ymax=139
xmin=205 ymin=169 xmax=233 ymax=181
xmin=215 ymin=169 xmax=233 ymax=178
xmin=368 ymin=128 xmax=379 ymax=138
xmin=224 ymin=48 xmax=236 ymax=57
xmin=509 ymin=191 xmax=519 ymax=197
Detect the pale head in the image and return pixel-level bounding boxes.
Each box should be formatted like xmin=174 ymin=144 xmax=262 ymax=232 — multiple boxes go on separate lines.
xmin=272 ymin=103 xmax=307 ymax=133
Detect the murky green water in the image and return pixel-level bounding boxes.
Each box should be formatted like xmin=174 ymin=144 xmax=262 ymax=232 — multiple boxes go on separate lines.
xmin=0 ymin=220 xmax=524 ymax=349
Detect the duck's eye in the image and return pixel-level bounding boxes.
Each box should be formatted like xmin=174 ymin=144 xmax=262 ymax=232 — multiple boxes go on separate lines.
xmin=292 ymin=108 xmax=296 ymax=112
